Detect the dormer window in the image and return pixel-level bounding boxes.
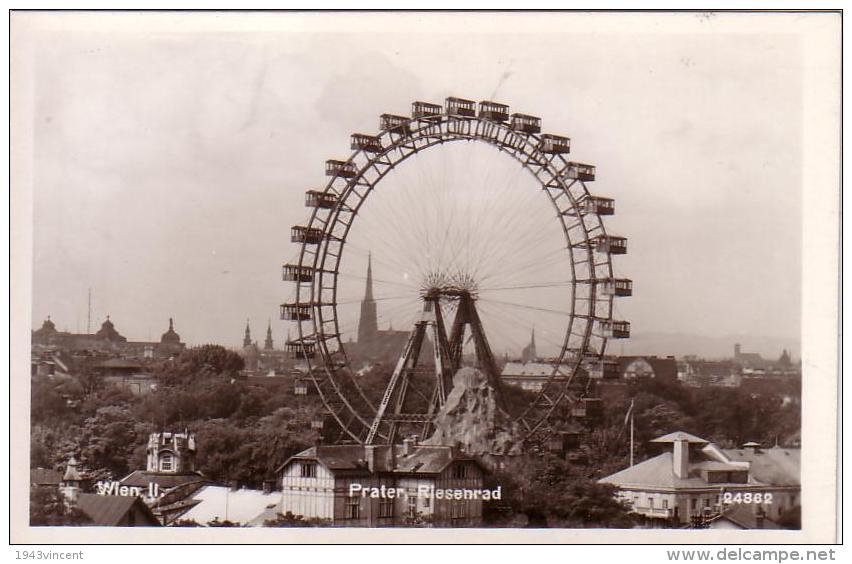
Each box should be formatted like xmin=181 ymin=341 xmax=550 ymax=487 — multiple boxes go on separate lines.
xmin=300 ymin=462 xmax=317 ymax=478
xmin=160 ymin=454 xmax=174 ymax=472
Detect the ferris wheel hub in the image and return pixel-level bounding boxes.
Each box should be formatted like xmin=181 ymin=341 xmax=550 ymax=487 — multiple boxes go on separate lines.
xmin=420 ymin=270 xmax=479 ymax=299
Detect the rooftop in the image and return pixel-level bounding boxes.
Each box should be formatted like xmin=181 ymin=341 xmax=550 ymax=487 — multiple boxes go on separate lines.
xmin=120 ymin=470 xmax=205 ymax=490
xmin=75 ymin=493 xmax=160 ymax=526
xmin=279 ymin=444 xmax=482 ymax=476
xmin=600 ymin=433 xmax=800 ymax=491
xmin=179 ymin=486 xmax=282 ymax=526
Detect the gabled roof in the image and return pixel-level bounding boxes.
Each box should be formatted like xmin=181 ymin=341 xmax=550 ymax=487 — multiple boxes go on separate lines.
xmin=75 ymin=493 xmax=160 ymax=526
xmin=650 ymin=431 xmax=709 ymax=444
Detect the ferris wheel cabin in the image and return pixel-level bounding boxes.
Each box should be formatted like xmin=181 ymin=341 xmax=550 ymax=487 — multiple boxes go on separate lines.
xmin=563 ymin=196 xmax=615 ymax=217
xmin=582 ymin=196 xmax=615 ymax=216
xmin=350 ymin=133 xmax=383 ymax=153
xmin=285 ymin=340 xmax=316 ymax=359
xmin=282 ymin=264 xmax=313 ymax=283
xmin=411 ymin=101 xmax=443 ymax=118
xmin=305 ymin=190 xmax=338 ymax=209
xmin=572 ymin=397 xmax=603 ymax=419
xmin=380 ymin=113 xmax=412 ymax=135
xmin=478 ymin=100 xmax=510 ymax=122
xmin=280 ymin=303 xmax=311 ymax=321
xmin=594 ymin=234 xmax=628 ymax=255
xmin=564 ymin=162 xmax=596 ymax=182
xmin=445 ymin=96 xmax=476 ymax=117
xmin=510 ymin=113 xmax=542 ymax=134
xmin=291 ymin=225 xmax=325 ymax=244
xmin=538 ymin=134 xmax=571 ymax=154
xmin=599 ymin=278 xmax=633 ymax=297
xmin=325 ymin=159 xmax=357 ymax=178
xmin=600 ymin=320 xmax=631 ymax=339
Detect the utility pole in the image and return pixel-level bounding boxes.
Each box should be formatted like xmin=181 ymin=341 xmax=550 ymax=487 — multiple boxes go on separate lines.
xmin=87 ymin=288 xmax=92 ymax=334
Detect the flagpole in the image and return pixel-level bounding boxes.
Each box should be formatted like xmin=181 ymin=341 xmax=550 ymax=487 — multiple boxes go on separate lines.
xmin=629 ymin=405 xmax=634 ymax=467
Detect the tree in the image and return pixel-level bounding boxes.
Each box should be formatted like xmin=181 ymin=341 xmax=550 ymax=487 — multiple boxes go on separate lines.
xmin=29 ymin=488 xmax=91 ymax=526
xmin=193 ymin=407 xmax=320 ymax=487
xmin=79 ymin=405 xmax=152 ymax=477
xmin=157 ymin=345 xmax=244 ymax=387
xmin=487 ymin=454 xmax=635 ymax=528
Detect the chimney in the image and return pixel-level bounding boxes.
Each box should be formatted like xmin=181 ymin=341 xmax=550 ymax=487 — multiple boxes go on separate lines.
xmin=365 ymin=445 xmax=378 ymax=473
xmin=673 ymin=439 xmax=689 ymax=479
xmin=734 ymin=343 xmax=741 ymax=358
xmin=262 ymin=479 xmax=274 ymax=494
xmin=229 ymin=480 xmax=239 ymax=491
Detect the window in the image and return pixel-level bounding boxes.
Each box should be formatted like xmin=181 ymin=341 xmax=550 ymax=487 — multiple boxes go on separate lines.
xmin=379 ymin=498 xmax=394 ymax=518
xmin=408 ymin=496 xmax=417 ymax=519
xmin=160 ymin=454 xmax=173 ymax=472
xmin=649 ymin=497 xmax=655 ymax=509
xmin=345 ymin=496 xmax=360 ymax=519
xmin=452 ymin=464 xmax=467 ymax=479
xmin=662 ymin=499 xmax=669 ymax=509
xmin=422 ymin=496 xmax=430 ymax=509
xmin=704 ymin=498 xmax=711 ymax=508
xmin=300 ymin=462 xmax=317 ymax=478
xmin=451 ymin=502 xmax=467 ymax=520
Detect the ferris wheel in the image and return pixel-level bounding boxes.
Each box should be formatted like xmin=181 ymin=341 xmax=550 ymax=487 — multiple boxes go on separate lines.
xmin=281 ymin=97 xmax=631 ymax=446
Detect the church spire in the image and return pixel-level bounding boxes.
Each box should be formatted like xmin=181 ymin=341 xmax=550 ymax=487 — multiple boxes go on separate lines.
xmin=264 ymin=320 xmax=274 ymax=350
xmin=521 ymin=325 xmax=537 ymax=362
xmin=365 ymin=252 xmax=374 ymax=301
xmin=243 ymin=319 xmax=252 ymax=347
xmin=357 ymin=252 xmax=379 ymax=344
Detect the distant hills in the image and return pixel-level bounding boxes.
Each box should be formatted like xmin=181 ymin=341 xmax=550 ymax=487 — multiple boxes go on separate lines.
xmin=608 ymin=332 xmax=800 ymax=361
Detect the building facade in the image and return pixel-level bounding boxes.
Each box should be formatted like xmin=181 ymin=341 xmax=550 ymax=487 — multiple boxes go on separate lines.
xmin=599 ymin=431 xmax=800 ymax=528
xmin=32 ymin=316 xmax=185 ymax=358
xmin=276 ymin=441 xmax=488 ymax=527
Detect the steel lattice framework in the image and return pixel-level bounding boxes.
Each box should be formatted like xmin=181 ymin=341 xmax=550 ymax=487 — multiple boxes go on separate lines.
xmin=282 ymin=97 xmax=631 ymax=445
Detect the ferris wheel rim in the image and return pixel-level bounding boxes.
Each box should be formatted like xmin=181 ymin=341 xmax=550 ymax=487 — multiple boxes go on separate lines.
xmin=289 ymin=102 xmax=620 ymax=444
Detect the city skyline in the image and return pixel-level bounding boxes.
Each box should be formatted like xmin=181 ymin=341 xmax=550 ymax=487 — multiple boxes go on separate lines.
xmin=30 ymin=13 xmax=802 ymax=354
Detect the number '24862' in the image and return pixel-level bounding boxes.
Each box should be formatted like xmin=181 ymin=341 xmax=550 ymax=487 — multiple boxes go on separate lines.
xmin=722 ymin=492 xmax=773 ymax=504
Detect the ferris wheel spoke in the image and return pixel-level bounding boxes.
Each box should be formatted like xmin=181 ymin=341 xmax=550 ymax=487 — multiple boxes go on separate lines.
xmin=478 ymin=281 xmax=573 ymax=292
xmin=477 ymin=245 xmax=569 ymax=288
xmin=478 ymin=297 xmax=572 ymax=318
xmin=289 ymin=99 xmax=625 ymax=445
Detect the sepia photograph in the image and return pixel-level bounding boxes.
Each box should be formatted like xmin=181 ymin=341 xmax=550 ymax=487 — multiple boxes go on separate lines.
xmin=9 ymin=9 xmax=841 ymax=546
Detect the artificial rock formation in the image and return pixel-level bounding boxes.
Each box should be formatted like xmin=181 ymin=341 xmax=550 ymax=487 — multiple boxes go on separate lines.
xmin=424 ymin=367 xmax=523 ymax=457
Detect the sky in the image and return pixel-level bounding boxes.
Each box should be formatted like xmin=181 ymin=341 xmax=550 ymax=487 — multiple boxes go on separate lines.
xmin=23 ymin=12 xmax=807 ymax=357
